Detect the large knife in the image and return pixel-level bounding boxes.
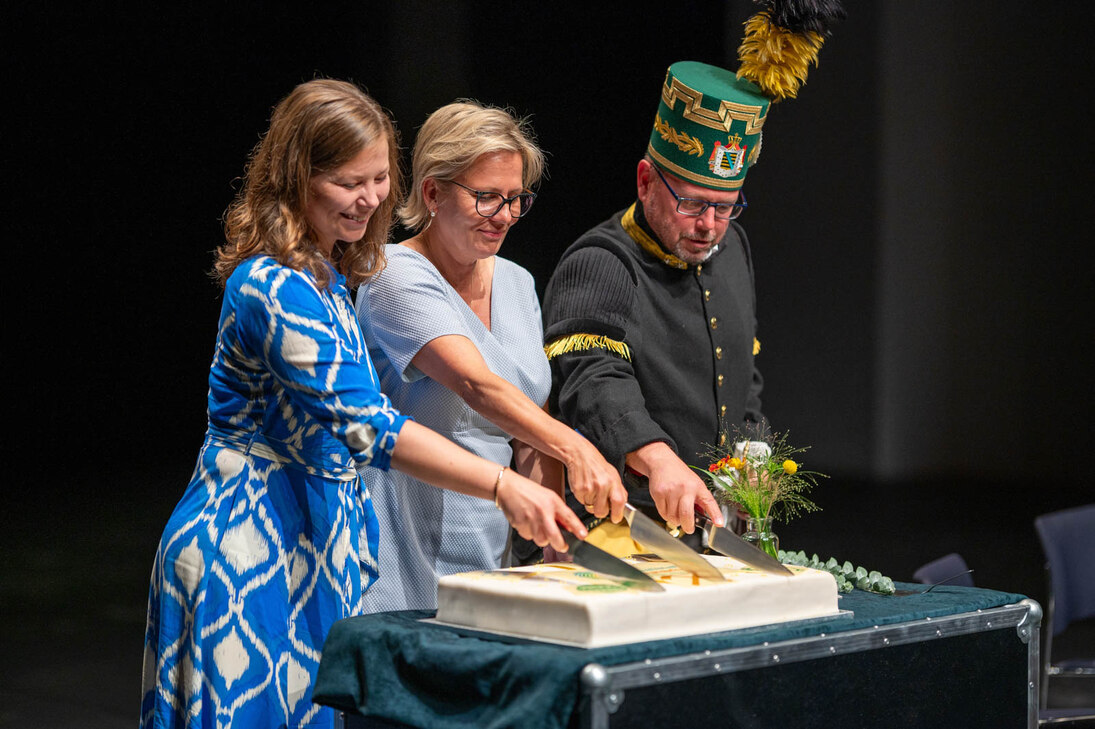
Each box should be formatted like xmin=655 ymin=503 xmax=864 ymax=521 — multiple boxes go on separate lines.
xmin=560 ymin=530 xmax=665 ymax=592
xmin=695 ymin=513 xmax=794 ymax=576
xmin=621 ymin=504 xmax=726 ymax=581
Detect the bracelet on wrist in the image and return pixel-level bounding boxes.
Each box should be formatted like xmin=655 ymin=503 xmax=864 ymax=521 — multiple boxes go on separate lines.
xmin=493 ymin=467 xmax=508 ymax=509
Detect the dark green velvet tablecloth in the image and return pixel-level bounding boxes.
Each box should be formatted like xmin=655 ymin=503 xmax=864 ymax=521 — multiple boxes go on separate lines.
xmin=314 ymin=584 xmax=1027 ymax=729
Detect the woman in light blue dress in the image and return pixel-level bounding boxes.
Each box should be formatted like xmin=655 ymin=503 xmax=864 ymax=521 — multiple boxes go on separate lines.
xmin=140 ymin=80 xmax=585 ymax=729
xmin=356 ymin=101 xmax=628 ymax=612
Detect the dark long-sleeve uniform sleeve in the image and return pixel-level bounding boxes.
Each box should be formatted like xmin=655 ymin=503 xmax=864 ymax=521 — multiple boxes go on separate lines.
xmin=545 ymin=246 xmax=676 ymax=469
xmin=543 ymin=207 xmax=765 ymax=512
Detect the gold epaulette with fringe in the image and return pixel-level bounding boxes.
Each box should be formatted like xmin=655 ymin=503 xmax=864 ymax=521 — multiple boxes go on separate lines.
xmin=544 ymin=333 xmax=632 ymax=362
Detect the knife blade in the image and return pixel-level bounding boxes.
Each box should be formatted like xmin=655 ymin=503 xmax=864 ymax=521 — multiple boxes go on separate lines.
xmin=621 ymin=504 xmax=726 ymax=581
xmin=560 ymin=531 xmax=665 ymax=591
xmin=695 ymin=513 xmax=794 ymax=576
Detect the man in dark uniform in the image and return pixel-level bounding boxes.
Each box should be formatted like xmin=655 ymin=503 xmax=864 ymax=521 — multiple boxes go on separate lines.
xmin=543 ymin=61 xmax=772 ymax=536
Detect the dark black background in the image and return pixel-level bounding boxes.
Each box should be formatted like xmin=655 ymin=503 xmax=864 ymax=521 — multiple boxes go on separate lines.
xmin=3 ymin=2 xmax=1093 ymax=723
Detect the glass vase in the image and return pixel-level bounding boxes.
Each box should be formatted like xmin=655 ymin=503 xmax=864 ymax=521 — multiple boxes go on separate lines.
xmin=742 ymin=516 xmax=779 ymax=560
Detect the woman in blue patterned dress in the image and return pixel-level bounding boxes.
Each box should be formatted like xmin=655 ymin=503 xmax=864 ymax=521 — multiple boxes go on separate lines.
xmin=355 ymin=101 xmax=629 ymax=613
xmin=140 ymin=80 xmax=586 ymax=729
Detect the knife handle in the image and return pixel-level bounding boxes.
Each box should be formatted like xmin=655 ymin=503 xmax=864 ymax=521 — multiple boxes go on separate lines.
xmin=555 ymin=520 xmax=581 ymax=550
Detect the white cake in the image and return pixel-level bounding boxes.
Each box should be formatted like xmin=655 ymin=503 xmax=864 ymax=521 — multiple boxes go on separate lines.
xmin=435 ymin=554 xmax=840 ymax=647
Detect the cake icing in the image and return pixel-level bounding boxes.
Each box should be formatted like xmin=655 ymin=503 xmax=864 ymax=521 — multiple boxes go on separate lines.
xmin=435 ymin=554 xmax=840 ymax=647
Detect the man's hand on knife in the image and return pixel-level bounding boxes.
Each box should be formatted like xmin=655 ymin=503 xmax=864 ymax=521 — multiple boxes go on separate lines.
xmin=625 ymin=442 xmax=724 ymax=533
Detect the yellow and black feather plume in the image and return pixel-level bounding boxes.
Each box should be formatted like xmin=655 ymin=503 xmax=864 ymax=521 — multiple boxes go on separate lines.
xmin=737 ymin=0 xmax=846 ymax=102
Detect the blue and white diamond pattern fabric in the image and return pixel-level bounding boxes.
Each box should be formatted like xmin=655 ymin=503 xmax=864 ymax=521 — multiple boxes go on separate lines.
xmin=141 ymin=257 xmax=405 ymax=729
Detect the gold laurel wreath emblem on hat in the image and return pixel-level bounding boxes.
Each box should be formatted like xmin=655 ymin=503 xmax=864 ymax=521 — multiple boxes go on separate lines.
xmin=654 ymin=113 xmax=704 ymax=157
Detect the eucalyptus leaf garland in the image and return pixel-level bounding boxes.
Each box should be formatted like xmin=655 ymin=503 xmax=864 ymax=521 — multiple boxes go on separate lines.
xmin=779 ymin=549 xmax=895 ymax=595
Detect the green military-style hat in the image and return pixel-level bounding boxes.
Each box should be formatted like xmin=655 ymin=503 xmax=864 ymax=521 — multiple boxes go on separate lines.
xmin=647 ymin=61 xmax=769 ymax=192
xmin=646 ymin=1 xmax=846 ymax=191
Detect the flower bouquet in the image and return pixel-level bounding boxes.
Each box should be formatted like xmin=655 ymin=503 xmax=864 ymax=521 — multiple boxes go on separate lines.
xmin=696 ymin=430 xmax=823 ymax=559
xmin=695 ymin=431 xmax=896 ymax=594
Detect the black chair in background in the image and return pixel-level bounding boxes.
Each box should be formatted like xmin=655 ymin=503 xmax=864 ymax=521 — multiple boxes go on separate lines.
xmin=1034 ymin=504 xmax=1095 ymax=719
xmin=913 ymin=552 xmax=975 ymax=588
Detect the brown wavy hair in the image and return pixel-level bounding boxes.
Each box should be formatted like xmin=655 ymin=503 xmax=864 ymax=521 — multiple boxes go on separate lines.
xmin=213 ymin=79 xmax=402 ymax=289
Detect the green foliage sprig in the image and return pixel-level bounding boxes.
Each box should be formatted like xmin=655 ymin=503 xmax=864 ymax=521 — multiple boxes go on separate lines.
xmin=779 ymin=549 xmax=896 ymax=595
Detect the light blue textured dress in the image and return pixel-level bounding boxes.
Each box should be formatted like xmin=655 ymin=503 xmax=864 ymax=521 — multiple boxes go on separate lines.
xmin=355 ymin=244 xmax=551 ymax=612
xmin=141 ymin=256 xmax=408 ymax=729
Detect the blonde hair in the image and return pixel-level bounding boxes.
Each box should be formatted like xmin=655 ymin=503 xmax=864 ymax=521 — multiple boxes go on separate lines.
xmin=214 ymin=79 xmax=403 ymax=289
xmin=399 ymin=101 xmax=545 ymax=231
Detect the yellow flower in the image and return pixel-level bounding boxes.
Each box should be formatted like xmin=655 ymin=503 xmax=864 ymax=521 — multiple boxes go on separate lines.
xmin=728 ymin=457 xmax=743 ymax=471
xmin=782 ymin=460 xmax=798 ymax=475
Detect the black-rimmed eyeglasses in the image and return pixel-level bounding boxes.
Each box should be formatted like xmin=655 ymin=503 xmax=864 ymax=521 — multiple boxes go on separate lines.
xmin=449 ymin=180 xmax=537 ymax=218
xmin=653 ymin=166 xmax=747 ymax=220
